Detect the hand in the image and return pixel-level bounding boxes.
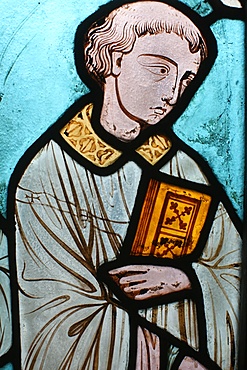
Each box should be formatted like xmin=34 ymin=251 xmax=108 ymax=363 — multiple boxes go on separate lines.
xmin=108 ymin=265 xmax=191 ymax=300
xmin=178 ymin=356 xmax=207 ymax=369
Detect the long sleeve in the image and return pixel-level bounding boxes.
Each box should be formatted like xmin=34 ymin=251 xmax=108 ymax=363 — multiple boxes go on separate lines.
xmin=159 ymin=150 xmax=241 ymax=369
xmin=15 ymin=140 xmax=141 ymax=370
xmin=193 ymin=202 xmax=241 ymax=369
xmin=0 ymin=230 xmax=12 ymax=357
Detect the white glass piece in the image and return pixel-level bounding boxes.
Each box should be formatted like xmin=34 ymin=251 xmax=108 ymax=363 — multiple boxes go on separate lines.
xmin=0 ymin=230 xmax=12 ymax=356
xmin=220 ymin=0 xmax=242 ymax=7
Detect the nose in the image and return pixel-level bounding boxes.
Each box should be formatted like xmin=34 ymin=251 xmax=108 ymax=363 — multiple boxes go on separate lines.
xmin=161 ymin=80 xmax=180 ymax=106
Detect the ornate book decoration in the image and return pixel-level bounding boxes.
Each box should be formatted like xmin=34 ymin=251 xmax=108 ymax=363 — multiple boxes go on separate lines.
xmin=130 ymin=179 xmax=212 ymax=259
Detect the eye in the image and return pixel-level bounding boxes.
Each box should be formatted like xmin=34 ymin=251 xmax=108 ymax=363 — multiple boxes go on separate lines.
xmin=137 ymin=55 xmax=172 ymax=79
xmin=144 ymin=65 xmax=170 ymax=77
xmin=160 ymin=67 xmax=169 ymax=75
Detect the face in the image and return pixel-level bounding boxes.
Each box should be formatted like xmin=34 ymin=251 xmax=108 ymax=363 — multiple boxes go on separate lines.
xmin=114 ymin=32 xmax=201 ymax=125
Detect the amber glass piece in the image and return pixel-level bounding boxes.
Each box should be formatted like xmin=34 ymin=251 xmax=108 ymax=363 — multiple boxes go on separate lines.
xmin=136 ymin=135 xmax=172 ymax=165
xmin=131 ymin=179 xmax=211 ymax=258
xmin=61 ymin=104 xmax=171 ymax=167
xmin=60 ymin=103 xmax=122 ymax=167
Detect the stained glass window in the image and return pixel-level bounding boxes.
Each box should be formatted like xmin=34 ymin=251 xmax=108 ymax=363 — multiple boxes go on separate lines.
xmin=0 ymin=0 xmax=245 ymax=369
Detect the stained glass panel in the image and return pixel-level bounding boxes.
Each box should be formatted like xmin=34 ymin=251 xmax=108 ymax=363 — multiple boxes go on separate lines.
xmin=0 ymin=0 xmax=245 ymax=369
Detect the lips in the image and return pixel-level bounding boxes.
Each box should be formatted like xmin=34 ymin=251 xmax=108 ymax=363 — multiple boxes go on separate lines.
xmin=152 ymin=107 xmax=166 ymax=115
xmin=147 ymin=107 xmax=168 ymax=125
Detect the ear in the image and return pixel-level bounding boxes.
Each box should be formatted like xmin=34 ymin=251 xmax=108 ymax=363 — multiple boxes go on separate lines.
xmin=111 ymin=52 xmax=123 ymax=77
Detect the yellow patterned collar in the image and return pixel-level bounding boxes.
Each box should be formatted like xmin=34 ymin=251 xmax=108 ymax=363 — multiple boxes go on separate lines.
xmin=60 ymin=103 xmax=172 ymax=167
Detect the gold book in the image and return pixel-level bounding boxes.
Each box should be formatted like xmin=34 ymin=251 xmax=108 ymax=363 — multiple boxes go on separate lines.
xmin=131 ymin=179 xmax=212 ymax=259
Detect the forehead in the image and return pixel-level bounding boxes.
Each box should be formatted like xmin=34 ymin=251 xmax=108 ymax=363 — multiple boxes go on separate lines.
xmin=131 ymin=32 xmax=201 ymax=70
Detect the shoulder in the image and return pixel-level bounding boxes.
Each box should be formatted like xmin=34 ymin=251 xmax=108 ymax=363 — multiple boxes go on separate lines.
xmin=160 ymin=149 xmax=210 ymax=185
xmin=15 ymin=140 xmax=67 ymax=194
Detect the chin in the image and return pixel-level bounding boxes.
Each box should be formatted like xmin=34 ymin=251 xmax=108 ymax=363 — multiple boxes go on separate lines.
xmin=146 ymin=115 xmax=163 ymax=125
xmin=117 ymin=128 xmax=141 ymax=143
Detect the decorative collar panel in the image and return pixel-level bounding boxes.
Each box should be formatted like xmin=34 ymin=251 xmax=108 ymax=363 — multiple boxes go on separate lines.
xmin=60 ymin=104 xmax=172 ymax=167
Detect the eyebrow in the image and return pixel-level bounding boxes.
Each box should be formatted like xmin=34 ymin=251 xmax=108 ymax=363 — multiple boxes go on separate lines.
xmin=138 ymin=54 xmax=177 ymax=67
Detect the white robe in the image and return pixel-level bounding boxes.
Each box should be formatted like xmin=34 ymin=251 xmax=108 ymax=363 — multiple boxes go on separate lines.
xmin=0 ymin=230 xmax=12 ymax=357
xmin=15 ymin=140 xmax=241 ymax=370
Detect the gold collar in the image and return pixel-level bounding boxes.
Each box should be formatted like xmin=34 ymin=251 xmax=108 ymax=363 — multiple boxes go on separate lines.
xmin=60 ymin=103 xmax=172 ymax=168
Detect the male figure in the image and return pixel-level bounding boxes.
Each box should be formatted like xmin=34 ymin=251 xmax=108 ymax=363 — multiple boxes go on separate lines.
xmin=14 ymin=2 xmax=241 ymax=369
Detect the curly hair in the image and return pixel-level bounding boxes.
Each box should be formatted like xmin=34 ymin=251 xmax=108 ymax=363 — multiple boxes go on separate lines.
xmin=84 ymin=1 xmax=208 ymax=86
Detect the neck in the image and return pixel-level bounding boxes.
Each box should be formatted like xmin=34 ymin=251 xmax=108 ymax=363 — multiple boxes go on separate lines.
xmin=100 ymin=76 xmax=142 ymax=142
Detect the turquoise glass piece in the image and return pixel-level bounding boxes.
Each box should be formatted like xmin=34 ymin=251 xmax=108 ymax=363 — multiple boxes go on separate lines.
xmin=0 ymin=0 xmax=245 ymax=369
xmin=179 ymin=0 xmax=213 ymax=16
xmin=0 ymin=364 xmax=13 ymax=370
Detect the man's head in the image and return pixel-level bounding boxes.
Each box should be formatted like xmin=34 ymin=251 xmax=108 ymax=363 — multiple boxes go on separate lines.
xmin=85 ymin=2 xmax=207 ymax=84
xmin=84 ymin=1 xmax=208 ymax=141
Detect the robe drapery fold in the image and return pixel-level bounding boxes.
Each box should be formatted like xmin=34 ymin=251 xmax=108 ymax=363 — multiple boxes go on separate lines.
xmin=15 ymin=140 xmax=241 ymax=370
xmin=0 ymin=231 xmax=12 ymax=357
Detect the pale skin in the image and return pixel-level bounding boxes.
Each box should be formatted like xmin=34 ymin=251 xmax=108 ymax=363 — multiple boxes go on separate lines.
xmin=178 ymin=357 xmax=207 ymax=370
xmin=101 ymin=32 xmax=200 ymax=142
xmin=109 ymin=264 xmax=207 ymax=370
xmin=102 ymin=31 xmax=207 ymax=370
xmin=109 ymin=265 xmax=191 ymax=300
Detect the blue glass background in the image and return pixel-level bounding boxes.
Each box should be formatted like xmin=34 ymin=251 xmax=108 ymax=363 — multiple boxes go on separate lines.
xmin=0 ymin=0 xmax=244 ymax=219
xmin=0 ymin=0 xmax=245 ymax=368
xmin=1 ymin=365 xmax=13 ymax=370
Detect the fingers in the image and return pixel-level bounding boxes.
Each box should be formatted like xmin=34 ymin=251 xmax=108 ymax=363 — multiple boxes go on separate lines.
xmin=122 ymin=283 xmax=159 ymax=300
xmin=119 ymin=275 xmax=147 ymax=284
xmin=135 ymin=290 xmax=161 ymax=300
xmin=132 ymin=285 xmax=171 ymax=300
xmin=122 ymin=280 xmax=171 ymax=300
xmin=108 ymin=265 xmax=149 ymax=275
xmin=108 ymin=264 xmax=191 ymax=301
xmin=122 ymin=281 xmax=148 ymax=293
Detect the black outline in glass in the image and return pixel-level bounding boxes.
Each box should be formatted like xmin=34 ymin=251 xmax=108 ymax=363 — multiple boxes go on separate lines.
xmin=0 ymin=0 xmax=245 ymax=369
